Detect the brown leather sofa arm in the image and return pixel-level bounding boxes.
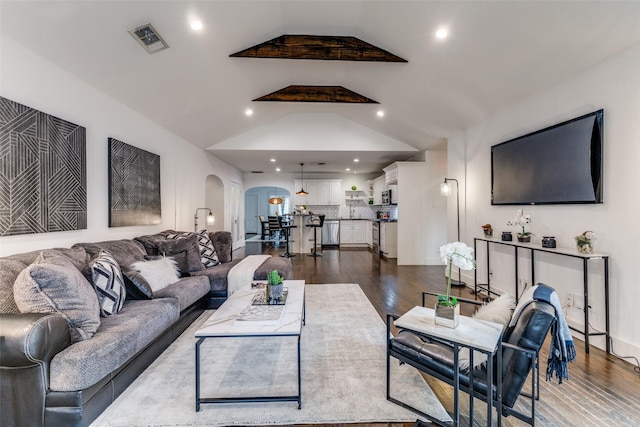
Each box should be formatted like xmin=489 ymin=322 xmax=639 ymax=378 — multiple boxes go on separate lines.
xmin=0 ymin=313 xmax=71 ymax=427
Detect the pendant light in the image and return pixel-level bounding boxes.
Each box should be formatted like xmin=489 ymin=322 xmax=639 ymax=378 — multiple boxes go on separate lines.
xmin=296 ymin=162 xmax=309 ymax=196
xmin=268 ymin=184 xmax=283 ymax=205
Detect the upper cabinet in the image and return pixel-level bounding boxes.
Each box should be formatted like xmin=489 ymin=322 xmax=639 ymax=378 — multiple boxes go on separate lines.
xmin=384 ymin=163 xmax=398 ymax=185
xmin=293 ymin=179 xmax=342 ymax=205
xmin=371 ymin=175 xmax=385 ymax=205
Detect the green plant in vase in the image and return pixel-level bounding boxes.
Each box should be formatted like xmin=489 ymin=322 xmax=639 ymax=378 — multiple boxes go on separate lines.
xmin=437 ymin=242 xmax=476 ymax=328
xmin=266 ymin=269 xmax=284 ymax=303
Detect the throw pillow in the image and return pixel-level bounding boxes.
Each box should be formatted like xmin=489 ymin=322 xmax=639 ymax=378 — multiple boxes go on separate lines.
xmin=196 ymin=229 xmax=219 ymax=267
xmin=145 ymin=252 xmax=190 ymax=277
xmin=121 ymin=268 xmax=154 ymax=299
xmin=89 ymin=250 xmax=127 ymax=316
xmin=458 ymin=294 xmax=516 ymax=371
xmin=130 ymin=257 xmax=180 ymax=292
xmin=157 ymin=234 xmax=205 ymax=272
xmin=13 ymin=253 xmax=101 ymax=342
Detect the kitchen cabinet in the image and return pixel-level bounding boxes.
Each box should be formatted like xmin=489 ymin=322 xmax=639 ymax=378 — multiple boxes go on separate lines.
xmin=372 ymin=175 xmax=385 ymax=205
xmin=384 ymin=164 xmax=398 ymax=185
xmin=294 ymin=179 xmax=342 ymax=205
xmin=380 ymin=221 xmax=398 ymax=258
xmin=340 ymin=220 xmax=368 ymax=247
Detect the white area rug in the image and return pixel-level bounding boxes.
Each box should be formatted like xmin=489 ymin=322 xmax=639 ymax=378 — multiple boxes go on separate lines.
xmin=90 ymin=284 xmax=451 ymax=426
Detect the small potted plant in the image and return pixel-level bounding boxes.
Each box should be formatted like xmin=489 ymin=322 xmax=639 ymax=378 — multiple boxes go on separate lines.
xmin=481 ymin=224 xmax=493 ymax=237
xmin=575 ymin=231 xmax=596 ymax=254
xmin=266 ymin=269 xmax=284 ymax=303
xmin=507 ymin=209 xmax=533 ymax=243
xmin=437 ymin=242 xmax=476 ymax=328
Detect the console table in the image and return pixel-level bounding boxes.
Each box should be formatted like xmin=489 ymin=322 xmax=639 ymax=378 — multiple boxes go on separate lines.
xmin=473 ymin=237 xmax=610 ymax=354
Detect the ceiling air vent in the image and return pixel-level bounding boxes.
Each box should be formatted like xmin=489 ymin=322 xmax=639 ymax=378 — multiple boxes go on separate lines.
xmin=251 ymin=171 xmax=264 ymax=174
xmin=129 ymin=23 xmax=169 ymax=54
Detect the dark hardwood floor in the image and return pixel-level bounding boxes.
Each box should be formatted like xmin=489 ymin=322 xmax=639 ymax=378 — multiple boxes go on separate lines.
xmin=238 ymin=241 xmax=640 ymax=426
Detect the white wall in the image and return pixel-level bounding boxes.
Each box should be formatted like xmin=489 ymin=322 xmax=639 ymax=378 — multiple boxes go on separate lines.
xmin=448 ymin=43 xmax=640 ymax=360
xmin=0 ymin=36 xmax=242 ymax=256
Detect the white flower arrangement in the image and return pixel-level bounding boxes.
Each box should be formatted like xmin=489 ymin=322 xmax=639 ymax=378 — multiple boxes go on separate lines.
xmin=438 ymin=242 xmax=476 ymax=306
xmin=575 ymin=231 xmax=596 ymax=253
xmin=507 ymin=209 xmax=533 ymax=237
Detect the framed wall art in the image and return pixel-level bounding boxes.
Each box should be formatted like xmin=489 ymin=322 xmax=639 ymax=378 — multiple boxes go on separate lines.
xmin=108 ymin=138 xmax=161 ymax=227
xmin=0 ymin=96 xmax=87 ymax=236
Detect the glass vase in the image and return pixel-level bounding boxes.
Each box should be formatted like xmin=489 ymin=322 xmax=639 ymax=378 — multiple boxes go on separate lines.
xmin=434 ymin=303 xmax=460 ymax=328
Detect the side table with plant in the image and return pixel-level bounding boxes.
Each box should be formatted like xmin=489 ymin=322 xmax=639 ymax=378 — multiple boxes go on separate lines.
xmin=507 ymin=209 xmax=533 ymax=242
xmin=437 ymin=242 xmax=477 ymax=328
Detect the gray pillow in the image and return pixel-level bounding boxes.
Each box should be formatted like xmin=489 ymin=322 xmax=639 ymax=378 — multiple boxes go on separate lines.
xmin=157 ymin=234 xmax=205 ymax=272
xmin=13 ymin=253 xmax=101 ymax=342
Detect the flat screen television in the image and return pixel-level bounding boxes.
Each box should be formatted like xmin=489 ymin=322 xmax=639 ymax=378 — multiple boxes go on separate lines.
xmin=491 ymin=109 xmax=603 ymax=205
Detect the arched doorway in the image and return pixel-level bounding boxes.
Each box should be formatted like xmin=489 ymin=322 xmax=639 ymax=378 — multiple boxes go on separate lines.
xmin=204 ymin=175 xmax=224 ymax=232
xmin=244 ymin=186 xmax=290 ymax=238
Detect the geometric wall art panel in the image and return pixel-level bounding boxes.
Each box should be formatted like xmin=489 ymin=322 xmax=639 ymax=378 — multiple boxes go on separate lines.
xmin=0 ymin=96 xmax=87 ymax=236
xmin=108 ymin=138 xmax=161 ymax=227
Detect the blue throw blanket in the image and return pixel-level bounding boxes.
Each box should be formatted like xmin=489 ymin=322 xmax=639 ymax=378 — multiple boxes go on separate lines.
xmin=509 ymin=283 xmax=576 ymax=383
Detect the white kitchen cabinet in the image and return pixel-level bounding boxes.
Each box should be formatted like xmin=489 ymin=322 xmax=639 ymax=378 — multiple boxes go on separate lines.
xmin=366 ymin=220 xmax=373 ymax=246
xmin=380 ymin=221 xmax=398 ymax=258
xmin=340 ymin=220 xmax=367 ymax=246
xmin=384 ymin=164 xmax=398 ymax=185
xmin=372 ymin=175 xmax=385 ymax=205
xmin=294 ymin=179 xmax=342 ymax=205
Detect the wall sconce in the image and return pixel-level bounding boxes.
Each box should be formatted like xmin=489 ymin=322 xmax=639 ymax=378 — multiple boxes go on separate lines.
xmin=194 ymin=208 xmax=214 ymax=232
xmin=441 ymin=178 xmax=464 ymax=286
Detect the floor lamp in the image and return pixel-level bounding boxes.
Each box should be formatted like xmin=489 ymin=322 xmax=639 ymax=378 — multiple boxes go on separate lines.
xmin=441 ymin=178 xmax=465 ymax=286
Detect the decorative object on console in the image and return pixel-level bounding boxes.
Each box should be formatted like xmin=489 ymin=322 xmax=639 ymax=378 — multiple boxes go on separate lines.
xmin=440 ymin=177 xmax=464 ymax=286
xmin=193 ymin=207 xmax=215 ymax=232
xmin=436 ymin=242 xmax=476 ymax=328
xmin=266 ymin=269 xmax=284 ymax=303
xmin=507 ymin=209 xmax=533 ymax=242
xmin=575 ymin=231 xmax=596 ymax=254
xmin=108 ymin=138 xmax=161 ymax=226
xmin=296 ymin=162 xmax=309 ymax=196
xmin=0 ymin=96 xmax=87 ymax=236
xmin=542 ymin=236 xmax=557 ymax=248
xmin=502 ymin=231 xmax=513 ymax=241
xmin=481 ymin=224 xmax=493 ymax=237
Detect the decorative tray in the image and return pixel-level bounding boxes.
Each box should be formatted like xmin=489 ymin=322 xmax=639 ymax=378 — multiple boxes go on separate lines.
xmin=251 ymin=289 xmax=288 ymax=306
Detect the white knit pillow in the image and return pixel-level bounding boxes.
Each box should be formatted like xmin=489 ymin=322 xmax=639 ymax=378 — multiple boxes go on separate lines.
xmin=130 ymin=257 xmax=180 ymax=292
xmin=459 ymin=294 xmax=516 ymax=370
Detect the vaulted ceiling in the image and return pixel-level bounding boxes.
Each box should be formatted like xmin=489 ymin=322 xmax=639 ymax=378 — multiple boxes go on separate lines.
xmin=2 ymin=1 xmax=640 ymax=174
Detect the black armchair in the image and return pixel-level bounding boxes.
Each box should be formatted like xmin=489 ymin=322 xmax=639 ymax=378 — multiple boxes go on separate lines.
xmin=387 ymin=292 xmax=556 ymax=426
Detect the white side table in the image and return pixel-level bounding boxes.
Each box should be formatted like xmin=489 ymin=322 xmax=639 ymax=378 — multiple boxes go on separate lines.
xmin=394 ymin=306 xmax=504 ymax=426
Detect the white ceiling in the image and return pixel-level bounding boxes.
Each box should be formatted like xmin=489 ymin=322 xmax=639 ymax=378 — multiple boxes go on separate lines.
xmin=2 ymin=1 xmax=640 ymax=174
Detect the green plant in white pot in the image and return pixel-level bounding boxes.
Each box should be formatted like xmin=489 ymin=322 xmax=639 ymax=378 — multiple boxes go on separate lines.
xmin=437 ymin=242 xmax=476 ymax=328
xmin=266 ymin=269 xmax=284 ymax=303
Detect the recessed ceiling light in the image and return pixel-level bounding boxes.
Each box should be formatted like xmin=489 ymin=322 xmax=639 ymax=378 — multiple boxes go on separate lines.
xmin=346 ymin=168 xmax=351 ymax=171
xmin=245 ymin=108 xmax=253 ymax=116
xmin=270 ymin=158 xmax=276 ymax=162
xmin=377 ymin=110 xmax=385 ymax=118
xmin=190 ymin=20 xmax=203 ymax=31
xmin=275 ymin=167 xmax=281 ymax=172
xmin=435 ymin=28 xmax=448 ymax=39
xmin=354 ymin=158 xmax=359 ymax=162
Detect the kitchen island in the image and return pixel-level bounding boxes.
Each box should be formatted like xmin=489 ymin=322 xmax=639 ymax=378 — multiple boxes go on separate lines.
xmin=289 ymin=214 xmax=322 ymax=255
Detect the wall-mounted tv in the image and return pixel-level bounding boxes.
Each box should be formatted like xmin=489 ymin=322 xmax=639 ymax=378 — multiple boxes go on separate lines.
xmin=491 ymin=109 xmax=603 ymax=205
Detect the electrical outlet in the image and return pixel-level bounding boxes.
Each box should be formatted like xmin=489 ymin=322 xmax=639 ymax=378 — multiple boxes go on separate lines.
xmin=565 ymin=293 xmax=574 ymax=307
xmin=574 ymin=294 xmax=585 ymax=310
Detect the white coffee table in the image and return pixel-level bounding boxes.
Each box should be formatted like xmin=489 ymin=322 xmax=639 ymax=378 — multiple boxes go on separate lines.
xmin=194 ymin=280 xmax=305 ymax=411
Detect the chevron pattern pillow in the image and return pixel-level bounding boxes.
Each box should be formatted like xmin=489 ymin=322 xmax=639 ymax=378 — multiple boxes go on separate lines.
xmin=196 ymin=229 xmax=219 ymax=267
xmin=166 ymin=231 xmax=219 ymax=268
xmin=90 ymin=250 xmax=127 ymax=316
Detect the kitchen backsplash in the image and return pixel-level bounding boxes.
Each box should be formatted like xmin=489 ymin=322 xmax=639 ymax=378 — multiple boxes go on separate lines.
xmin=304 ymin=205 xmax=397 ymax=220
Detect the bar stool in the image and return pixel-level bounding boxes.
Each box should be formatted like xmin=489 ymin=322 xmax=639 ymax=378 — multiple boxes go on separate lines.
xmin=278 ymin=214 xmax=297 ymax=258
xmin=306 ymin=214 xmax=325 ymax=257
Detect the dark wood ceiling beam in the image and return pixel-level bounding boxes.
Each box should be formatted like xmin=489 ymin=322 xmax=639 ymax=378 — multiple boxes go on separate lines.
xmin=231 ymin=34 xmax=407 ymax=63
xmin=253 ymin=85 xmax=379 ymax=103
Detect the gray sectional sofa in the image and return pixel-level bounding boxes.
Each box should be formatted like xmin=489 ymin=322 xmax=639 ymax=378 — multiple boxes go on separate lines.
xmin=0 ymin=230 xmax=292 ymax=427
